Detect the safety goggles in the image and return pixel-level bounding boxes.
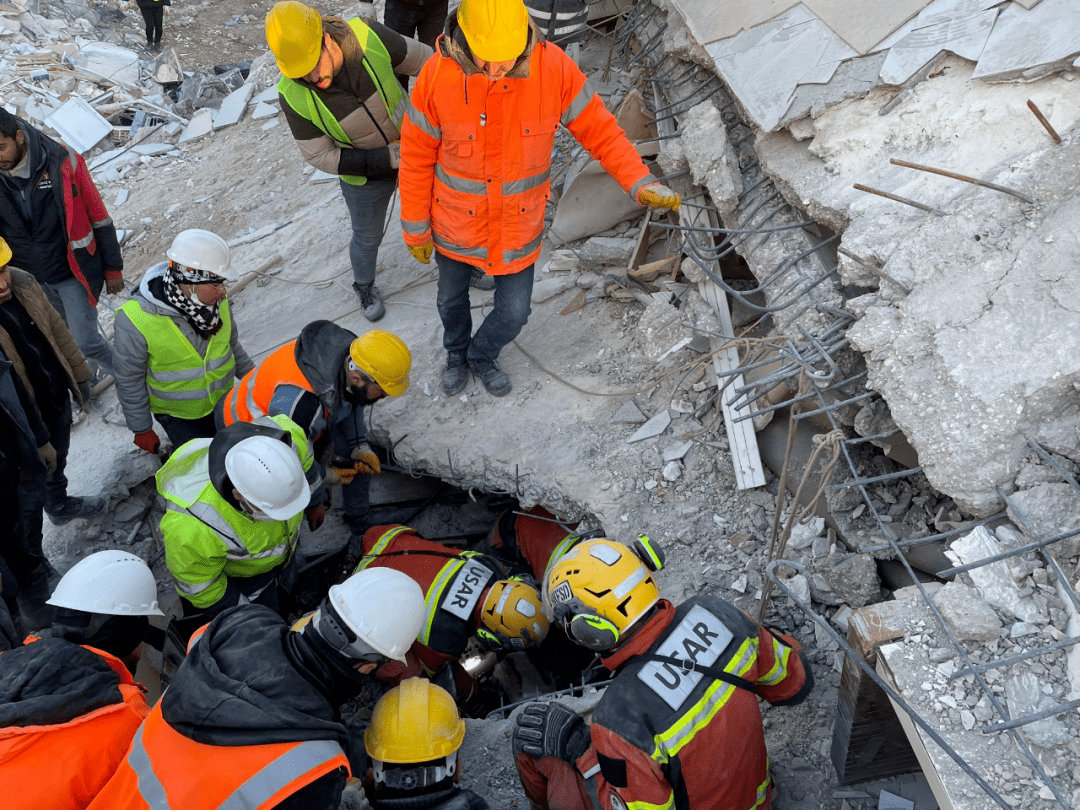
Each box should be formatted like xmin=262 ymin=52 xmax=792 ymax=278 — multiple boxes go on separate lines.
xmin=315 ymin=600 xmax=390 ymax=663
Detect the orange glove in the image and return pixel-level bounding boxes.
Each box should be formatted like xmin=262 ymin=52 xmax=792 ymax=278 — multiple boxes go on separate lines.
xmin=407 ymin=241 xmax=433 ymax=264
xmin=327 ymin=463 xmax=359 ymax=486
xmin=351 ymin=443 xmax=381 ymax=475
xmin=636 ymin=182 xmax=681 ymax=211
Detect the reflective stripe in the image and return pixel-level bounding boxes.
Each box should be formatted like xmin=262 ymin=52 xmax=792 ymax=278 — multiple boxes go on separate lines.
xmin=69 ymin=233 xmax=94 ymax=250
xmin=418 ymin=550 xmax=484 ymax=646
xmin=175 ymin=575 xmax=220 ymax=596
xmin=92 ymin=216 xmax=114 ymax=227
xmin=147 ymin=353 xmax=233 ymax=382
xmin=186 ymin=501 xmax=247 ymax=555
xmin=626 ymin=795 xmax=674 ymax=810
xmin=407 ymin=107 xmax=441 ymax=141
xmin=757 ymin=635 xmax=792 ymax=686
xmin=226 ymin=542 xmax=292 ymax=561
xmin=562 ymin=81 xmax=596 ymax=127
xmin=630 ymin=176 xmax=653 ymax=201
xmin=401 ymin=218 xmax=430 ymax=236
xmin=356 ymin=525 xmax=414 ymax=572
xmin=542 ymin=535 xmax=580 ymax=584
xmin=651 ymin=638 xmax=758 ymax=762
xmin=147 ymin=385 xmax=226 ymax=402
xmin=128 ymin=725 xmax=172 ymax=810
xmin=503 ymin=169 xmax=550 ymax=196
xmin=435 ymin=165 xmax=487 ymax=196
xmin=434 ymin=233 xmax=487 ymax=260
xmin=749 ymin=767 xmax=770 ymax=810
xmin=503 ymin=232 xmax=543 ymax=263
xmin=219 ymin=740 xmax=346 ymax=810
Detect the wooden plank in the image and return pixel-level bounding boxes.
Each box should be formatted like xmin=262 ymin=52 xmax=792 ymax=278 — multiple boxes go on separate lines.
xmin=700 ymin=280 xmax=766 ymax=489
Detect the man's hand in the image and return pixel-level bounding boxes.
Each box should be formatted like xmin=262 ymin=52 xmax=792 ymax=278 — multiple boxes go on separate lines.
xmin=305 ymin=503 xmax=326 ymax=531
xmin=37 ymin=442 xmax=58 ymax=475
xmin=636 ymin=182 xmax=681 ymax=211
xmin=133 ymin=429 xmax=161 ymax=454
xmin=387 ymin=141 xmax=401 ymax=169
xmin=77 ymin=380 xmax=93 ymax=407
xmin=407 ymin=241 xmax=433 ymax=265
xmin=326 ymin=462 xmax=359 ymax=487
xmin=513 ymin=702 xmax=592 ymax=763
xmin=339 ymin=777 xmax=371 ymax=810
xmin=351 ymin=443 xmax=381 ymax=475
xmin=105 ymin=276 xmax=125 ymax=295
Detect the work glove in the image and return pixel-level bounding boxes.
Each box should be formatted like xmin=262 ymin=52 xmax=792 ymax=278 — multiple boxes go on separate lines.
xmin=351 ymin=443 xmax=381 ymax=475
xmin=77 ymin=379 xmax=93 ymax=407
xmin=513 ymin=702 xmax=592 ymax=763
xmin=338 ymin=778 xmax=371 ymax=810
xmin=387 ymin=141 xmax=401 ymax=169
xmin=407 ymin=240 xmax=433 ymax=265
xmin=105 ymin=276 xmax=125 ymax=296
xmin=636 ymin=182 xmax=681 ymax=211
xmin=37 ymin=442 xmax=57 ymax=476
xmin=133 ymin=429 xmax=161 ymax=455
xmin=326 ymin=462 xmax=359 ymax=487
xmin=305 ymin=503 xmax=326 ymax=532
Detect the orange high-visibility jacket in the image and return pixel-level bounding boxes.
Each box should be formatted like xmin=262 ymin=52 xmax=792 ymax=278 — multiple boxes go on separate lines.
xmin=219 ymin=340 xmax=315 ymax=427
xmin=0 ymin=640 xmax=150 ymax=810
xmin=399 ymin=22 xmax=654 ymax=275
xmin=86 ymin=703 xmax=350 ymax=810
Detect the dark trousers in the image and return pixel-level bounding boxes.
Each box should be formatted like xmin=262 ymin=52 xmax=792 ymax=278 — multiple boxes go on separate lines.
xmin=383 ymin=0 xmax=448 ymax=48
xmin=156 ymin=412 xmax=218 ymax=449
xmin=436 ymin=253 xmax=534 ymax=366
xmin=141 ymin=6 xmax=163 ymax=44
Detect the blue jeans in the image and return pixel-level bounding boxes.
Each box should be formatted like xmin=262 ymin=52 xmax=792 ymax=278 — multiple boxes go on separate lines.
xmin=329 ymin=398 xmax=371 ymax=536
xmin=41 ymin=277 xmax=115 ymax=376
xmin=436 ymin=254 xmax=534 ymax=366
xmin=339 ymin=177 xmax=397 ymax=288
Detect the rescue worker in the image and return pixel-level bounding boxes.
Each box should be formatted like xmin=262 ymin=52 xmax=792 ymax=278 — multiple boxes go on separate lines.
xmin=399 ymin=0 xmax=681 ymax=398
xmin=514 ymin=538 xmax=813 ymax=810
xmin=0 ymin=109 xmax=122 ymax=380
xmin=523 ymin=0 xmax=588 ymax=50
xmin=0 ymin=345 xmax=53 ymax=638
xmin=114 ymin=229 xmax=254 ymax=453
xmin=156 ymin=414 xmax=325 ymax=618
xmin=265 ymin=1 xmax=433 ymax=321
xmin=87 ymin=568 xmax=427 ymax=810
xmin=0 ymin=239 xmax=103 ymax=575
xmin=480 ymin=504 xmax=582 ymax=584
xmin=218 ymin=320 xmax=411 ymax=553
xmin=355 ymin=523 xmax=549 ymax=706
xmin=362 ymin=677 xmax=489 ymax=809
xmin=0 ymin=550 xmax=161 ymax=810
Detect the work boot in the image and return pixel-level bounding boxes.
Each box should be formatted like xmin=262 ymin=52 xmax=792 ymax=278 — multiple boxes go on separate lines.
xmin=469 ymin=267 xmax=495 ymax=291
xmin=45 ymin=495 xmax=107 ymax=526
xmin=441 ymin=352 xmax=469 ymax=396
xmin=354 ymin=282 xmax=385 ymax=322
xmin=16 ymin=561 xmax=58 ymax=631
xmin=473 ymin=360 xmax=511 ymax=397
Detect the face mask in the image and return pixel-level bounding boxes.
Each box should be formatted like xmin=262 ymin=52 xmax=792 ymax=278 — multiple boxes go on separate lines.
xmin=238 ymin=495 xmax=275 ymax=522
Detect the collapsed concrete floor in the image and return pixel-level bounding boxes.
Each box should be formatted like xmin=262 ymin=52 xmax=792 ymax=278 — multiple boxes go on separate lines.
xmin=10 ymin=0 xmax=1080 ymax=807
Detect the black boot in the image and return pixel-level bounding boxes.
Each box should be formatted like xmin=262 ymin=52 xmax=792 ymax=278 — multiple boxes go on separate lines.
xmin=441 ymin=352 xmax=469 ymax=396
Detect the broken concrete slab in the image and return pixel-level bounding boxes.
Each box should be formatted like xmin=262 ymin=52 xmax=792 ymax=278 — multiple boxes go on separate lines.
xmin=945 ymin=525 xmax=1046 ymax=622
xmin=213 ymin=83 xmax=256 ymax=130
xmin=932 ymin=581 xmax=1002 ymax=642
xmin=672 ymin=100 xmax=743 ymax=219
xmin=810 ymin=552 xmax=881 ymax=606
xmin=879 ymin=2 xmax=999 ymax=85
xmin=531 ymin=275 xmax=577 ymax=303
xmin=251 ymin=100 xmax=278 ymax=120
xmin=973 ymin=0 xmax=1080 ymax=79
xmin=44 ymin=95 xmax=111 ymax=153
xmin=627 ymin=409 xmax=672 ymax=443
xmin=550 ymin=164 xmax=645 ymax=242
xmin=73 ymin=42 xmax=140 ymax=86
xmin=129 ymin=142 xmax=174 ymax=157
xmin=178 ymin=108 xmax=214 ymax=143
xmin=577 ymin=236 xmax=637 ymax=267
xmin=611 ymin=400 xmax=647 ymax=423
xmin=662 ymin=440 xmax=694 ymax=462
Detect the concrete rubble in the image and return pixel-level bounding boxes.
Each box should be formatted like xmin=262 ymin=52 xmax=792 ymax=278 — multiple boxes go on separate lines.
xmin=9 ymin=0 xmax=1080 ymax=807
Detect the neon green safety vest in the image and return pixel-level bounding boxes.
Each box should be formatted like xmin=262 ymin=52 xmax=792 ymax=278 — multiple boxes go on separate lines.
xmin=277 ymin=18 xmax=406 ymax=186
xmin=156 ymin=415 xmax=312 ymax=609
xmin=118 ymin=298 xmax=237 ymax=419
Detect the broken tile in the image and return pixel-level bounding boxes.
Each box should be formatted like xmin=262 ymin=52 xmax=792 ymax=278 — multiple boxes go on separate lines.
xmin=611 ymin=401 xmax=647 ymax=423
xmin=130 ymin=142 xmax=174 ymax=156
xmin=662 ymin=440 xmax=693 ymax=462
xmin=44 ymin=96 xmax=111 ymax=153
xmin=627 ymin=410 xmax=671 ymax=443
xmin=251 ymin=101 xmax=278 ymax=120
xmin=213 ymin=83 xmax=256 ymax=130
xmin=178 ymin=108 xmax=214 ymax=143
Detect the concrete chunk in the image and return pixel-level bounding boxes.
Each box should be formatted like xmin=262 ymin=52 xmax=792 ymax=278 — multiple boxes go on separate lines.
xmin=932 ymin=581 xmax=1002 ymax=643
xmin=611 ymin=401 xmax=646 ymax=424
xmin=251 ymin=101 xmax=278 ymax=120
xmin=213 ymin=83 xmax=256 ymax=130
xmin=627 ymin=410 xmax=671 ymax=443
xmin=178 ymin=108 xmax=214 ymax=143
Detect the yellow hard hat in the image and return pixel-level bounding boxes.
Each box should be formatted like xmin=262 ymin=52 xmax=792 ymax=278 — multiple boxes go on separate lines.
xmin=265 ymin=1 xmax=324 ymax=79
xmin=457 ymin=0 xmax=530 ymax=63
xmin=545 ymin=539 xmax=660 ymax=651
xmin=481 ymin=579 xmax=549 ymax=648
xmin=0 ymin=237 xmax=10 ymax=267
xmin=365 ymin=678 xmax=465 ymax=766
xmin=349 ymin=330 xmax=411 ymax=397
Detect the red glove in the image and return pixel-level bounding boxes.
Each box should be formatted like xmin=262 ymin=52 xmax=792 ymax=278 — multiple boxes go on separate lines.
xmin=305 ymin=504 xmax=326 ymax=531
xmin=134 ymin=429 xmax=161 ymax=454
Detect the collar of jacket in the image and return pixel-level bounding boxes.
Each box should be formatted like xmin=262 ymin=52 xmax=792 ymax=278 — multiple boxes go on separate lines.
xmin=600 ymin=598 xmax=676 ymax=672
xmin=439 ymin=8 xmax=540 ymax=80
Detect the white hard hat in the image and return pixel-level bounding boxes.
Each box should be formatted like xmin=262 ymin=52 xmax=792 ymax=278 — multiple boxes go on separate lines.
xmin=312 ymin=569 xmax=425 ymax=663
xmin=166 ymin=229 xmax=236 ymax=280
xmin=48 ymin=550 xmax=165 ymax=617
xmin=224 ymin=436 xmax=310 ymax=521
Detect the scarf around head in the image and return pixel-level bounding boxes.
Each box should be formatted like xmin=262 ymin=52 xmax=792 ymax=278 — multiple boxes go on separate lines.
xmin=163 ymin=262 xmax=223 ymax=337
